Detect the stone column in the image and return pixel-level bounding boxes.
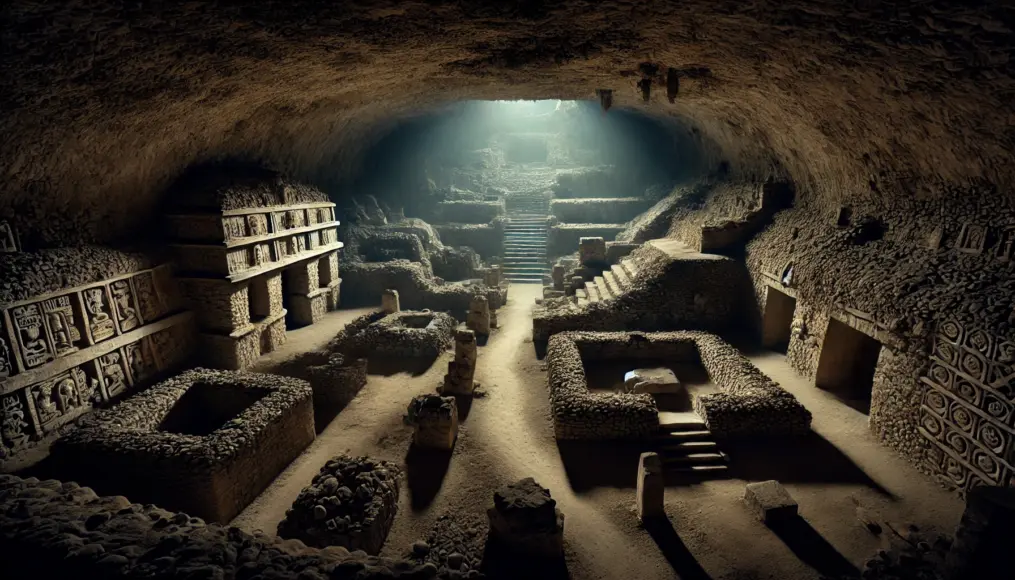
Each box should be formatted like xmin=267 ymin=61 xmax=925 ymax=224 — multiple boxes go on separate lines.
xmin=487 ymin=478 xmax=564 ymax=559
xmin=381 ymin=289 xmax=400 ymax=314
xmin=552 ymin=265 xmax=565 ymax=290
xmin=484 ymin=266 xmax=502 ymax=287
xmin=466 ymin=295 xmax=490 ymax=335
xmin=945 ymin=486 xmax=1015 ymax=580
xmin=442 ymin=330 xmax=477 ymax=395
xmin=407 ymin=394 xmax=458 ymax=450
xmin=579 ymin=237 xmax=607 ymax=266
xmin=637 ymin=452 xmax=665 ymax=522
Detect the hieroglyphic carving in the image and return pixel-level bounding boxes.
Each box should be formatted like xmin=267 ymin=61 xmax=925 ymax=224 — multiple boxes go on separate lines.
xmin=223 ymin=217 xmax=246 ymax=241
xmin=957 ymin=223 xmax=988 ymax=254
xmin=11 ymin=304 xmax=54 ymax=369
xmin=97 ymin=351 xmax=129 ymax=399
xmin=0 ymin=335 xmax=12 ymax=379
xmin=227 ymin=249 xmax=248 ymax=274
xmin=247 ymin=214 xmax=269 ymax=236
xmin=918 ymin=320 xmax=1015 ymax=492
xmin=110 ymin=280 xmax=141 ymax=332
xmin=0 ymin=393 xmax=29 ymax=457
xmin=0 ymin=221 xmax=18 ymax=253
xmin=83 ymin=286 xmax=117 ymax=343
xmin=132 ymin=270 xmax=162 ymax=322
xmin=149 ymin=325 xmax=190 ymax=371
xmin=124 ymin=338 xmax=157 ymax=385
xmin=42 ymin=295 xmax=82 ymax=356
xmin=29 ymin=367 xmax=89 ymax=433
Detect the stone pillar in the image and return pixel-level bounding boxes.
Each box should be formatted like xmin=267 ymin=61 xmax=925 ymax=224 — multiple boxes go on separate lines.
xmin=552 ymin=265 xmax=565 ymax=291
xmin=442 ymin=330 xmax=477 ymax=395
xmin=637 ymin=452 xmax=665 ymax=522
xmin=381 ymin=289 xmax=400 ymax=314
xmin=579 ymin=237 xmax=607 ymax=266
xmin=484 ymin=266 xmax=502 ymax=287
xmin=407 ymin=394 xmax=458 ymax=450
xmin=466 ymin=295 xmax=490 ymax=335
xmin=945 ymin=486 xmax=1015 ymax=580
xmin=487 ymin=478 xmax=564 ymax=559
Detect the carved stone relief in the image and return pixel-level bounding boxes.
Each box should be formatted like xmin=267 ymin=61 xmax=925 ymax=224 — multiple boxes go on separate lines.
xmin=41 ymin=295 xmax=82 ymax=356
xmin=0 ymin=220 xmax=18 ymax=253
xmin=132 ymin=271 xmax=163 ymax=322
xmin=83 ymin=286 xmax=117 ymax=343
xmin=994 ymin=227 xmax=1015 ymax=261
xmin=11 ymin=304 xmax=55 ymax=369
xmin=223 ymin=217 xmax=246 ymax=241
xmin=0 ymin=335 xmax=11 ymax=379
xmin=247 ymin=214 xmax=269 ymax=237
xmin=227 ymin=249 xmax=248 ymax=274
xmin=285 ymin=209 xmax=306 ymax=229
xmin=307 ymin=209 xmax=319 ymax=225
xmin=918 ymin=320 xmax=1015 ymax=492
xmin=29 ymin=367 xmax=89 ymax=433
xmin=124 ymin=338 xmax=157 ymax=385
xmin=0 ymin=393 xmax=29 ymax=457
xmin=110 ymin=280 xmax=142 ymax=332
xmin=276 ymin=239 xmax=289 ymax=260
xmin=149 ymin=325 xmax=188 ymax=371
xmin=97 ymin=351 xmax=130 ymax=399
xmin=308 ymin=231 xmax=320 ymax=250
xmin=957 ymin=223 xmax=988 ymax=254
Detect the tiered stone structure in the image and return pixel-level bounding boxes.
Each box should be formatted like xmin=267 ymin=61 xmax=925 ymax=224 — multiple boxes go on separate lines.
xmin=441 ymin=330 xmax=478 ymax=395
xmin=167 ymin=202 xmax=343 ymax=369
xmin=0 ymin=263 xmax=193 ymax=470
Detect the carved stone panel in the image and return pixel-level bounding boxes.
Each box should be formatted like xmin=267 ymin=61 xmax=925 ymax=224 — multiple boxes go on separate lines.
xmin=251 ymin=243 xmax=273 ymax=268
xmin=28 ymin=366 xmax=90 ymax=434
xmin=132 ymin=270 xmax=164 ymax=323
xmin=957 ymin=223 xmax=988 ymax=254
xmin=995 ymin=227 xmax=1015 ymax=261
xmin=124 ymin=338 xmax=158 ymax=386
xmin=41 ymin=295 xmax=83 ymax=356
xmin=11 ymin=304 xmax=55 ymax=369
xmin=307 ymin=208 xmax=319 ymax=225
xmin=82 ymin=286 xmax=117 ymax=343
xmin=0 ymin=220 xmax=18 ymax=253
xmin=247 ymin=214 xmax=269 ymax=237
xmin=0 ymin=392 xmax=30 ymax=459
xmin=110 ymin=279 xmax=142 ymax=333
xmin=0 ymin=326 xmax=14 ymax=380
xmin=285 ymin=209 xmax=306 ymax=229
xmin=272 ymin=212 xmax=287 ymax=231
xmin=149 ymin=324 xmax=190 ymax=372
xmin=275 ymin=239 xmax=289 ymax=260
xmin=152 ymin=266 xmax=182 ymax=314
xmin=307 ymin=231 xmax=320 ymax=250
xmin=222 ymin=216 xmax=246 ymax=241
xmin=227 ymin=249 xmax=248 ymax=275
xmin=96 ymin=351 xmax=130 ymax=400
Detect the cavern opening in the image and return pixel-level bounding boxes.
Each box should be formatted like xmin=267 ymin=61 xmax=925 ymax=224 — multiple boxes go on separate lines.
xmin=5 ymin=2 xmax=1014 ymax=577
xmin=815 ymin=318 xmax=883 ymax=414
xmin=762 ymin=287 xmax=796 ymax=353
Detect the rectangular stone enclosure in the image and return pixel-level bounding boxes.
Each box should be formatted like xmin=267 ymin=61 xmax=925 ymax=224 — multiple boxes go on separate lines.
xmin=54 ymin=369 xmax=315 ymax=523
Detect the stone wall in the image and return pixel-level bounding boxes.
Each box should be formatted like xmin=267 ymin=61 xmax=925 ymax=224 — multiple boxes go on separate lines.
xmin=435 ymin=220 xmax=506 ymax=258
xmin=0 ymin=253 xmax=193 ymax=472
xmin=436 ymin=200 xmax=505 ymax=224
xmin=550 ymin=198 xmax=653 ymax=223
xmin=547 ymin=224 xmax=627 ymax=258
xmin=0 ymin=474 xmax=435 ymax=579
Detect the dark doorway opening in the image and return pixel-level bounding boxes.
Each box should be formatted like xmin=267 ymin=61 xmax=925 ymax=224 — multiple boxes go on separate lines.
xmin=281 ymin=268 xmax=295 ymax=328
xmin=762 ymin=287 xmax=796 ymax=353
xmin=815 ymin=318 xmax=882 ymax=414
xmin=248 ymin=277 xmax=270 ymax=323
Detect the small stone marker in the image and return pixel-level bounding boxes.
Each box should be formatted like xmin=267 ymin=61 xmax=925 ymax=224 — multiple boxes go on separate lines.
xmin=406 ymin=394 xmax=458 ymax=450
xmin=487 ymin=477 xmax=564 ymax=558
xmin=466 ymin=295 xmax=490 ymax=335
xmin=381 ymin=289 xmax=400 ymax=314
xmin=624 ymin=368 xmax=683 ymax=394
xmin=744 ymin=480 xmax=798 ymax=525
xmin=637 ymin=452 xmax=665 ymax=522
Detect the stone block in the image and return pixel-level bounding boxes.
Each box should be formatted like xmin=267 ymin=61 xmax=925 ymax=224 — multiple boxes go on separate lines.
xmin=624 ymin=368 xmax=683 ymax=394
xmin=178 ymin=278 xmax=249 ymax=333
xmin=744 ymin=480 xmax=798 ymax=525
xmin=290 ymin=292 xmax=328 ymax=326
xmin=637 ymin=452 xmax=665 ymax=522
xmin=408 ymin=395 xmax=458 ymax=450
xmin=579 ymin=236 xmax=607 ymax=265
xmin=381 ymin=289 xmax=400 ymax=314
xmin=487 ymin=477 xmax=564 ymax=559
xmin=466 ymin=295 xmax=490 ymax=335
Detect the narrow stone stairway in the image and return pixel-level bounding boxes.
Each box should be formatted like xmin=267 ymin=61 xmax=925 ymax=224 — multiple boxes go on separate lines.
xmin=503 ymin=193 xmax=550 ymax=283
xmin=653 ymin=411 xmax=729 ymax=475
xmin=576 ymin=256 xmax=639 ymax=306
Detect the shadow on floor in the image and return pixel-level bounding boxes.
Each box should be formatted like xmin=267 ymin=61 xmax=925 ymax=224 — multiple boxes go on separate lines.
xmin=404 ymin=444 xmax=453 ymax=511
xmin=534 ymin=340 xmax=548 ymax=359
xmin=768 ymin=516 xmax=860 ymax=578
xmin=481 ymin=539 xmax=570 ymax=580
xmin=723 ymin=432 xmax=894 ymax=497
xmin=556 ymin=440 xmax=642 ymax=491
xmin=367 ymin=355 xmax=439 ymax=377
xmin=644 ymin=518 xmax=713 ymax=580
xmin=452 ymin=394 xmax=474 ymax=421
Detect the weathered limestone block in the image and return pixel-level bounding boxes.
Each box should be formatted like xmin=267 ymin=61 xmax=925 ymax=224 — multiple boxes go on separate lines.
xmin=288 ymin=260 xmax=319 ymax=295
xmin=466 ymin=295 xmax=490 ymax=335
xmin=290 ymin=292 xmax=328 ymax=326
xmin=407 ymin=394 xmax=458 ymax=450
xmin=382 ymin=289 xmax=400 ymax=314
xmin=248 ymin=273 xmax=284 ymax=319
xmin=579 ymin=236 xmax=607 ymax=266
xmin=945 ymin=486 xmax=1015 ymax=580
xmin=483 ymin=266 xmax=502 ymax=287
xmin=442 ymin=330 xmax=478 ymax=395
xmin=744 ymin=480 xmax=798 ymax=525
xmin=487 ymin=478 xmax=564 ymax=559
xmin=552 ymin=265 xmax=565 ymax=290
xmin=624 ymin=368 xmax=683 ymax=395
xmin=178 ymin=278 xmax=249 ymax=333
xmin=319 ymin=252 xmax=340 ymax=287
xmin=637 ymin=452 xmax=665 ymax=522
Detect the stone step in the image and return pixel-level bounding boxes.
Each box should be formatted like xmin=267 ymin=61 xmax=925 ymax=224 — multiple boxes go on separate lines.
xmin=584 ymin=281 xmax=600 ymax=302
xmin=658 ymin=415 xmax=708 ymax=431
xmin=594 ymin=276 xmax=612 ymax=300
xmin=611 ymin=263 xmax=632 ymax=291
xmin=658 ymin=441 xmax=719 ymax=454
xmin=503 ymin=255 xmax=547 ymax=260
xmin=576 ymin=288 xmax=588 ymax=300
xmin=503 ymin=266 xmax=548 ymax=273
xmin=662 ymin=452 xmax=728 ymax=466
xmin=654 ymin=430 xmax=713 ymax=442
xmin=602 ymin=270 xmax=623 ymax=297
xmin=664 ymin=464 xmax=730 ymax=475
xmin=620 ymin=258 xmax=639 ymax=280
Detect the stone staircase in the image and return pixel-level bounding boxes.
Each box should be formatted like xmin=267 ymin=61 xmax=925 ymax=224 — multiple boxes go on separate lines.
xmin=575 ymin=256 xmax=637 ymax=306
xmin=653 ymin=412 xmax=729 ymax=475
xmin=503 ymin=193 xmax=551 ymax=283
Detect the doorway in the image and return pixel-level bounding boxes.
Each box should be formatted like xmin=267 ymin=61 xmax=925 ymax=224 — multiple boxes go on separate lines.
xmin=815 ymin=318 xmax=882 ymax=413
xmin=762 ymin=287 xmax=796 ymax=353
xmin=281 ymin=268 xmax=295 ymax=327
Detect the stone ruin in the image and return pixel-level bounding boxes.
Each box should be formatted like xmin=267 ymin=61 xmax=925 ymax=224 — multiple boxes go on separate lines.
xmin=382 ymin=288 xmax=400 ymax=313
xmin=441 ymin=329 xmax=479 ymax=396
xmin=466 ymin=294 xmax=491 ymax=335
xmin=277 ymin=454 xmax=402 ymax=555
xmin=335 ymin=308 xmax=458 ymax=360
xmin=405 ymin=394 xmax=459 ymax=450
xmin=487 ymin=477 xmax=565 ymax=559
xmin=636 ymin=452 xmax=665 ymax=522
xmin=53 ymin=368 xmax=315 ymax=523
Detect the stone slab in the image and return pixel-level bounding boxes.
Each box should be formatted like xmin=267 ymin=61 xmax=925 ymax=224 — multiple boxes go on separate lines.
xmin=624 ymin=367 xmax=682 ymax=394
xmin=744 ymin=480 xmax=798 ymax=525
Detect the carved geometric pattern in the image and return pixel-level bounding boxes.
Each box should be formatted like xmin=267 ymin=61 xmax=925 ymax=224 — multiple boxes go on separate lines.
xmin=919 ymin=321 xmax=1015 ymax=492
xmin=957 ymin=223 xmax=988 ymax=254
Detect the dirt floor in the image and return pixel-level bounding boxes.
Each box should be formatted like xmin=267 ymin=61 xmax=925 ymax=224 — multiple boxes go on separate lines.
xmin=232 ymin=284 xmax=965 ymax=580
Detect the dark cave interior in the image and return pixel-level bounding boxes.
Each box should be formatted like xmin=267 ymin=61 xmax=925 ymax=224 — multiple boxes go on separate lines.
xmin=1 ymin=1 xmax=1014 ymax=579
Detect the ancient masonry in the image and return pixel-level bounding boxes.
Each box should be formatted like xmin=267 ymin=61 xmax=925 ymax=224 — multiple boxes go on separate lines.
xmin=0 ymin=263 xmax=193 ymax=469
xmin=166 ymin=201 xmax=343 ymax=369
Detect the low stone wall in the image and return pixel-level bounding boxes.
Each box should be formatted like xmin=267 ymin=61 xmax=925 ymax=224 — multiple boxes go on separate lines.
xmin=552 ymin=167 xmax=621 ymax=198
xmin=0 ymin=474 xmax=435 ymax=580
xmin=550 ymin=198 xmax=652 ymax=223
xmin=547 ymin=223 xmax=626 ymax=258
xmin=340 ymin=310 xmax=457 ymax=359
xmin=430 ymin=245 xmax=482 ymax=281
xmin=359 ymin=231 xmax=433 ymax=275
xmin=545 ymin=332 xmax=659 ymax=440
xmin=435 ymin=220 xmax=505 ymax=258
xmin=278 ymin=455 xmax=402 ymax=555
xmin=53 ymin=368 xmax=315 ymax=523
xmin=436 ymin=200 xmax=505 ymax=224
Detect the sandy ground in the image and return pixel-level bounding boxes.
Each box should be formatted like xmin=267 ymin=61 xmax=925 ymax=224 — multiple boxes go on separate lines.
xmin=232 ymin=284 xmax=964 ymax=580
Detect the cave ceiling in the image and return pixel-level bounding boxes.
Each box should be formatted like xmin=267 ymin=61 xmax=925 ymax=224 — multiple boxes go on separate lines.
xmin=2 ymin=0 xmax=1014 ymax=244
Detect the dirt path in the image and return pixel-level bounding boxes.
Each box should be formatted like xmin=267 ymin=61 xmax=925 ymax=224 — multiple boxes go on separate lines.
xmin=233 ymin=285 xmax=964 ymax=580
